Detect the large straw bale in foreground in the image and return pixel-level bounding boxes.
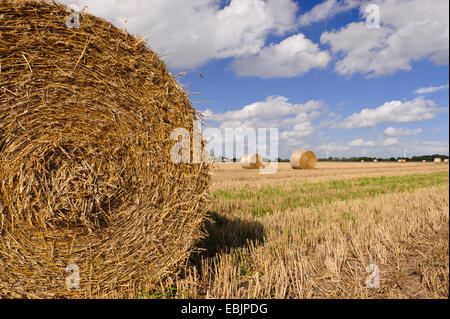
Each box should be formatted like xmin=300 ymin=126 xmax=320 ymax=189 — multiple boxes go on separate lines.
xmin=290 ymin=150 xmax=317 ymax=169
xmin=0 ymin=0 xmax=210 ymax=298
xmin=241 ymin=154 xmax=263 ymax=169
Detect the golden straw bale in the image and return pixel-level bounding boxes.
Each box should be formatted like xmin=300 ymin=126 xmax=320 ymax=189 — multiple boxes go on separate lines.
xmin=241 ymin=154 xmax=263 ymax=169
xmin=290 ymin=150 xmax=317 ymax=169
xmin=0 ymin=0 xmax=210 ymax=298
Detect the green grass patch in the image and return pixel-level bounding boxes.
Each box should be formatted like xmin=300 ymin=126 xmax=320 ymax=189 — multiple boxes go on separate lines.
xmin=212 ymin=172 xmax=449 ymax=217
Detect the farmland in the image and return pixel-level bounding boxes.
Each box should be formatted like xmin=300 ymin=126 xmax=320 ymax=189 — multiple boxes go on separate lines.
xmin=145 ymin=162 xmax=449 ymax=299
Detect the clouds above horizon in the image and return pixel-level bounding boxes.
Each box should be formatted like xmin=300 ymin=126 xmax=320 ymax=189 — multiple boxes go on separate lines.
xmin=201 ymin=94 xmax=447 ymax=158
xmin=201 ymin=96 xmax=323 ymax=157
xmin=318 ymin=138 xmax=448 ymax=158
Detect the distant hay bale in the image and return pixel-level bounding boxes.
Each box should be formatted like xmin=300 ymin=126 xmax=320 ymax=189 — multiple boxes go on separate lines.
xmin=398 ymin=159 xmax=406 ymax=163
xmin=290 ymin=150 xmax=317 ymax=169
xmin=434 ymin=158 xmax=443 ymax=164
xmin=241 ymin=154 xmax=263 ymax=169
xmin=444 ymin=159 xmax=449 ymax=163
xmin=0 ymin=0 xmax=210 ymax=298
xmin=361 ymin=160 xmax=365 ymax=163
xmin=423 ymin=160 xmax=427 ymax=162
xmin=373 ymin=159 xmax=378 ymax=163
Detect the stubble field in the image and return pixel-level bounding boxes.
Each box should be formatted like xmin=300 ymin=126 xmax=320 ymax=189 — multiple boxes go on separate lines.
xmin=144 ymin=162 xmax=449 ymax=299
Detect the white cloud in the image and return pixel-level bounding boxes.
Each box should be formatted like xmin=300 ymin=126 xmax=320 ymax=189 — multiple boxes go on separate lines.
xmin=414 ymin=84 xmax=449 ymax=94
xmin=349 ymin=137 xmax=399 ymax=147
xmin=349 ymin=138 xmax=375 ymax=147
xmin=382 ymin=137 xmax=399 ymax=146
xmin=298 ymin=0 xmax=361 ymax=26
xmin=207 ymin=96 xmax=322 ymax=123
xmin=320 ymin=0 xmax=449 ymax=77
xmin=60 ymin=0 xmax=299 ymax=69
xmin=432 ymin=126 xmax=444 ymax=133
xmin=336 ymin=97 xmax=437 ymax=129
xmin=383 ymin=127 xmax=422 ymax=136
xmin=231 ymin=34 xmax=331 ymax=78
xmin=317 ymin=142 xmax=350 ymax=152
xmin=318 ymin=136 xmax=448 ymax=158
xmin=203 ymin=96 xmax=324 ymax=157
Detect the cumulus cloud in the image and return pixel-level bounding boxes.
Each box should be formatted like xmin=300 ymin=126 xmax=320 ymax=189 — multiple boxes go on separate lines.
xmin=349 ymin=137 xmax=398 ymax=147
xmin=203 ymin=96 xmax=324 ymax=157
xmin=349 ymin=138 xmax=375 ymax=147
xmin=336 ymin=97 xmax=437 ymax=129
xmin=231 ymin=34 xmax=331 ymax=78
xmin=383 ymin=127 xmax=423 ymax=136
xmin=382 ymin=137 xmax=399 ymax=146
xmin=206 ymin=96 xmax=322 ymax=124
xmin=298 ymin=0 xmax=361 ymax=26
xmin=414 ymin=84 xmax=449 ymax=94
xmin=317 ymin=142 xmax=350 ymax=152
xmin=60 ymin=0 xmax=299 ymax=69
xmin=320 ymin=0 xmax=449 ymax=77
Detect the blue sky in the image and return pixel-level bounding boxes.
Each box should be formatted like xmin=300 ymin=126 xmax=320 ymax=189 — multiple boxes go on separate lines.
xmin=61 ymin=0 xmax=449 ymax=159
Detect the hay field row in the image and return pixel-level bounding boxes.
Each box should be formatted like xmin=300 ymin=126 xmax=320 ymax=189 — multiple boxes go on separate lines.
xmin=142 ymin=163 xmax=449 ymax=299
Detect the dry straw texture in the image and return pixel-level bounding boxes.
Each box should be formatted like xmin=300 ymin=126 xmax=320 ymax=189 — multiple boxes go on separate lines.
xmin=241 ymin=154 xmax=263 ymax=169
xmin=290 ymin=150 xmax=317 ymax=169
xmin=435 ymin=158 xmax=443 ymax=164
xmin=0 ymin=0 xmax=210 ymax=298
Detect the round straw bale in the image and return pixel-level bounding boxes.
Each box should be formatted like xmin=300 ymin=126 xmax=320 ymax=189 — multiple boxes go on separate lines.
xmin=434 ymin=158 xmax=442 ymax=164
xmin=423 ymin=160 xmax=427 ymax=162
xmin=241 ymin=154 xmax=263 ymax=169
xmin=290 ymin=150 xmax=317 ymax=169
xmin=0 ymin=0 xmax=210 ymax=298
xmin=444 ymin=159 xmax=449 ymax=163
xmin=373 ymin=159 xmax=378 ymax=163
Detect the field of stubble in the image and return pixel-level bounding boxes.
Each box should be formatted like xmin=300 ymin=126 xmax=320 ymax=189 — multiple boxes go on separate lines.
xmin=147 ymin=162 xmax=449 ymax=299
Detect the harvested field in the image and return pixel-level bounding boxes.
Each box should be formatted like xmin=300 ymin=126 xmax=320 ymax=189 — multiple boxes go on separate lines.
xmin=210 ymin=162 xmax=449 ymax=191
xmin=145 ymin=163 xmax=449 ymax=299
